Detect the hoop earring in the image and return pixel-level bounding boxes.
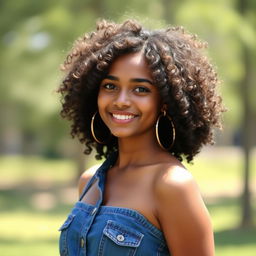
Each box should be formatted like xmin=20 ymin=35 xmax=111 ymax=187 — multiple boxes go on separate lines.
xmin=155 ymin=110 xmax=176 ymax=150
xmin=90 ymin=112 xmax=110 ymax=144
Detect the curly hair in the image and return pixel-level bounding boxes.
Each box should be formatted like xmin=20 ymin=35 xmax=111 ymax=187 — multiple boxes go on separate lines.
xmin=57 ymin=19 xmax=225 ymax=162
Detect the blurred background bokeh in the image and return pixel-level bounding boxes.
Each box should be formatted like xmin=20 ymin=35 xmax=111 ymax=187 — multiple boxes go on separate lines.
xmin=0 ymin=0 xmax=255 ymax=255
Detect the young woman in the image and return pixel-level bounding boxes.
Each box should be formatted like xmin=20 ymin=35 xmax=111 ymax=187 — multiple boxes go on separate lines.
xmin=57 ymin=19 xmax=225 ymax=256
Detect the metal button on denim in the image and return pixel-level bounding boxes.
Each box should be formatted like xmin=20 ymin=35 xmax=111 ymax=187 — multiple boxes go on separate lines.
xmin=116 ymin=234 xmax=125 ymax=242
xmin=80 ymin=237 xmax=85 ymax=248
xmin=91 ymin=207 xmax=97 ymax=215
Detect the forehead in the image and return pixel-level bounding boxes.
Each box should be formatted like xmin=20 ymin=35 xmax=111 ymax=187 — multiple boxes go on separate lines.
xmin=108 ymin=52 xmax=152 ymax=79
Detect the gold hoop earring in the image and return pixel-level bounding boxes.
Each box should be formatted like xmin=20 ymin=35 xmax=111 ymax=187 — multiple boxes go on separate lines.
xmin=91 ymin=112 xmax=110 ymax=144
xmin=155 ymin=110 xmax=176 ymax=150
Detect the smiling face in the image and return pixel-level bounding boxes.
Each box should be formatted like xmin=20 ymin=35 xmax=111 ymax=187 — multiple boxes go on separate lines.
xmin=97 ymin=51 xmax=162 ymax=140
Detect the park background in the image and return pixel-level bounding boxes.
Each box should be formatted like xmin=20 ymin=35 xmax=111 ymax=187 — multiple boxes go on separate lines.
xmin=0 ymin=0 xmax=255 ymax=255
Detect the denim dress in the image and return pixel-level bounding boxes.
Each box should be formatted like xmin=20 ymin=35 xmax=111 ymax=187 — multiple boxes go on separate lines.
xmin=59 ymin=153 xmax=170 ymax=255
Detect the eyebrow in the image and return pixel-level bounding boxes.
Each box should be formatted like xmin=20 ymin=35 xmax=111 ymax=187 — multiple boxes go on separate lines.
xmin=105 ymin=75 xmax=153 ymax=85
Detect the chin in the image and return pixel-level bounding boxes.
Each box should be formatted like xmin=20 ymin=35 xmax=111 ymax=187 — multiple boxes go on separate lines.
xmin=110 ymin=129 xmax=135 ymax=139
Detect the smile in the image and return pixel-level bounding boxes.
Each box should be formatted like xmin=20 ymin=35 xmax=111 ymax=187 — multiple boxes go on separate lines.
xmin=110 ymin=112 xmax=137 ymax=124
xmin=112 ymin=114 xmax=136 ymax=120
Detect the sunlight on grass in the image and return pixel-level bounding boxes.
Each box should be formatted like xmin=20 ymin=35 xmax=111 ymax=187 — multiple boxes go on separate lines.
xmin=0 ymin=212 xmax=62 ymax=256
xmin=185 ymin=147 xmax=256 ymax=197
xmin=0 ymin=155 xmax=76 ymax=184
xmin=0 ymin=212 xmax=62 ymax=240
xmin=216 ymin=245 xmax=256 ymax=256
xmin=0 ymin=244 xmax=58 ymax=256
xmin=210 ymin=203 xmax=240 ymax=231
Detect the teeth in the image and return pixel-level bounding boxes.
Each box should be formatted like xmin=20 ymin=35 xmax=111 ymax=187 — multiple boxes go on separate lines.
xmin=112 ymin=114 xmax=135 ymax=120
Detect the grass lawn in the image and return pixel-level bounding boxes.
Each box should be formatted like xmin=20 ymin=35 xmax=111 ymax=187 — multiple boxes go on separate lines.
xmin=0 ymin=147 xmax=255 ymax=256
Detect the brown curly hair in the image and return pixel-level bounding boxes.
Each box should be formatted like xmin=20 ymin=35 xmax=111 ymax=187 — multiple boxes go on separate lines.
xmin=57 ymin=19 xmax=225 ymax=162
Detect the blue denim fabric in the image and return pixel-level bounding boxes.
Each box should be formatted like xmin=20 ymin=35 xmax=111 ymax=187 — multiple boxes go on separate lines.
xmin=59 ymin=153 xmax=170 ymax=255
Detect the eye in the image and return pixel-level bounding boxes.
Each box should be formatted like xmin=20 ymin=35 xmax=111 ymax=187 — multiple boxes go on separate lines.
xmin=134 ymin=86 xmax=151 ymax=93
xmin=102 ymin=83 xmax=116 ymax=90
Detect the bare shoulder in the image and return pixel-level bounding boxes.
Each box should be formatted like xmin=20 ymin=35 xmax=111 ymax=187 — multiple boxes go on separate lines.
xmin=153 ymin=162 xmax=214 ymax=255
xmin=153 ymin=162 xmax=205 ymax=215
xmin=78 ymin=164 xmax=101 ymax=196
xmin=154 ymin=163 xmax=197 ymax=197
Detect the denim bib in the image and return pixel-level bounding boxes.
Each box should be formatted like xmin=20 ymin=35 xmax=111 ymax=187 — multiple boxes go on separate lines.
xmin=58 ymin=153 xmax=170 ymax=255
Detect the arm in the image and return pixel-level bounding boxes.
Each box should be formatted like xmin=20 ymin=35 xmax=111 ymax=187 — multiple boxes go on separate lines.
xmin=154 ymin=166 xmax=214 ymax=256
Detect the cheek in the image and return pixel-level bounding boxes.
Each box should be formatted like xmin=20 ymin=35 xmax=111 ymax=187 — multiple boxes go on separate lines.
xmin=97 ymin=91 xmax=107 ymax=110
xmin=97 ymin=92 xmax=110 ymax=121
xmin=141 ymin=97 xmax=161 ymax=118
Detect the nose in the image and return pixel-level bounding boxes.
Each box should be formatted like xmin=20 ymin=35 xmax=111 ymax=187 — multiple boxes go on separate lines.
xmin=113 ymin=90 xmax=131 ymax=109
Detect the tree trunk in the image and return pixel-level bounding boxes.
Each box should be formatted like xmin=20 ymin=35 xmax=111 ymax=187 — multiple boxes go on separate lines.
xmin=161 ymin=0 xmax=175 ymax=24
xmin=237 ymin=0 xmax=253 ymax=227
xmin=240 ymin=44 xmax=253 ymax=227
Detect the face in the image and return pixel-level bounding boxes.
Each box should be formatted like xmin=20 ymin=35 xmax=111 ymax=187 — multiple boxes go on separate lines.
xmin=97 ymin=52 xmax=162 ymax=140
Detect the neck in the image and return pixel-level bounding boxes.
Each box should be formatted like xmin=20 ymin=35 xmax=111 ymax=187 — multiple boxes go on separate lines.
xmin=115 ymin=131 xmax=165 ymax=169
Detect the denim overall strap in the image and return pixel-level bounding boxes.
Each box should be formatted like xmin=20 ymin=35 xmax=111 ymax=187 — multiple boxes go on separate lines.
xmin=79 ymin=174 xmax=99 ymax=201
xmin=91 ymin=151 xmax=117 ymax=207
xmin=79 ymin=152 xmax=118 ymax=241
xmin=78 ymin=169 xmax=100 ymax=202
xmin=78 ymin=152 xmax=117 ymax=202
